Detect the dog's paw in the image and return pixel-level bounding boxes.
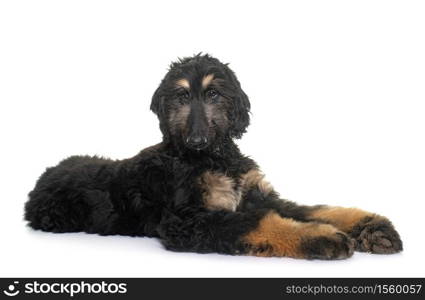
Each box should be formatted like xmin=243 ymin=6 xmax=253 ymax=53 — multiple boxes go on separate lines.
xmin=350 ymin=215 xmax=403 ymax=254
xmin=300 ymin=231 xmax=355 ymax=260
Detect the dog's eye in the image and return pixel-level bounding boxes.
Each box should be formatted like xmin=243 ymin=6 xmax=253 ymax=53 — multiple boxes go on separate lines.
xmin=206 ymin=89 xmax=219 ymax=101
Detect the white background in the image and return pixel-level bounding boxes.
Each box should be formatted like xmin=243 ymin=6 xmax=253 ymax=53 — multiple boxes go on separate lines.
xmin=1 ymin=0 xmax=424 ymax=277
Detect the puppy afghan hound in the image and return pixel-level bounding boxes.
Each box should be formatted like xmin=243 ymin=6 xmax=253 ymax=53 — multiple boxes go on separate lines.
xmin=25 ymin=54 xmax=402 ymax=259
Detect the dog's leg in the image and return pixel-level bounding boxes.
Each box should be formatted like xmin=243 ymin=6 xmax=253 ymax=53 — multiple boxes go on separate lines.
xmin=157 ymin=209 xmax=354 ymax=259
xmin=270 ymin=201 xmax=403 ymax=254
xmin=242 ymin=211 xmax=355 ymax=259
xmin=304 ymin=205 xmax=403 ymax=254
xmin=239 ymin=169 xmax=403 ymax=254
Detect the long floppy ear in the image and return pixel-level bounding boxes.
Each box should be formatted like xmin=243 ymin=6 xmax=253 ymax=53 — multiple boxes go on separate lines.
xmin=229 ymin=87 xmax=251 ymax=139
xmin=222 ymin=64 xmax=251 ymax=139
xmin=150 ymin=85 xmax=164 ymax=116
xmin=150 ymin=83 xmax=171 ymax=140
xmin=225 ymin=65 xmax=251 ymax=139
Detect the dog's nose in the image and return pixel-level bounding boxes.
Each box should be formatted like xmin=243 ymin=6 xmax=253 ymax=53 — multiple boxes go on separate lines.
xmin=186 ymin=136 xmax=208 ymax=149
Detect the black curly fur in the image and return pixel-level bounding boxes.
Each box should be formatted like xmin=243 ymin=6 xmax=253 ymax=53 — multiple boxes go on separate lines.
xmin=24 ymin=54 xmax=402 ymax=259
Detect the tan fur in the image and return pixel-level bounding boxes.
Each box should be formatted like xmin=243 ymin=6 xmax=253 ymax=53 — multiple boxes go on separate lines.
xmin=243 ymin=212 xmax=338 ymax=258
xmin=241 ymin=169 xmax=274 ymax=196
xmin=176 ymin=78 xmax=190 ymax=89
xmin=202 ymin=74 xmax=214 ymax=88
xmin=204 ymin=103 xmax=214 ymax=124
xmin=308 ymin=206 xmax=373 ymax=232
xmin=168 ymin=105 xmax=190 ymax=132
xmin=204 ymin=103 xmax=228 ymax=130
xmin=199 ymin=169 xmax=274 ymax=212
xmin=199 ymin=171 xmax=241 ymax=211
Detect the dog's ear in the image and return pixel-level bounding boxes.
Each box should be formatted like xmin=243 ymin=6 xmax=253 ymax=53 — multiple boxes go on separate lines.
xmin=228 ymin=83 xmax=251 ymax=139
xmin=150 ymin=84 xmax=165 ymax=116
xmin=226 ymin=65 xmax=251 ymax=139
xmin=150 ymin=83 xmax=171 ymax=140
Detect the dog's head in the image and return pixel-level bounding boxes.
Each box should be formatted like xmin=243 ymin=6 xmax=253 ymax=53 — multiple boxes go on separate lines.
xmin=150 ymin=54 xmax=250 ymax=152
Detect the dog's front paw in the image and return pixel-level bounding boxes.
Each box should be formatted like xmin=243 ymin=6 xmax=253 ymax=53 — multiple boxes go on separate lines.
xmin=300 ymin=231 xmax=355 ymax=260
xmin=350 ymin=215 xmax=403 ymax=254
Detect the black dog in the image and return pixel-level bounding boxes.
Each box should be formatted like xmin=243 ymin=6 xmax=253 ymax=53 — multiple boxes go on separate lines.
xmin=25 ymin=54 xmax=402 ymax=259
